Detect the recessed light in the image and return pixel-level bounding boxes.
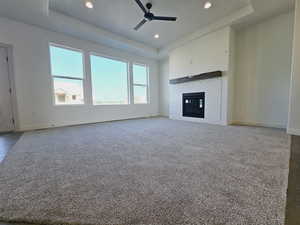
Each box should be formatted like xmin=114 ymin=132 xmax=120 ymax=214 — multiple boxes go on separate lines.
xmin=154 ymin=34 xmax=160 ymax=39
xmin=85 ymin=0 xmax=94 ymax=9
xmin=204 ymin=1 xmax=212 ymax=9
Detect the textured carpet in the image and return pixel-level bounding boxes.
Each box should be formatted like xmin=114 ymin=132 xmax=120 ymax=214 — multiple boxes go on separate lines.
xmin=0 ymin=118 xmax=290 ymax=225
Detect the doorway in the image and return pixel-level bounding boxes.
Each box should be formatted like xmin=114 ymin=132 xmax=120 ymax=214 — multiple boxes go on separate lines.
xmin=0 ymin=46 xmax=14 ymax=133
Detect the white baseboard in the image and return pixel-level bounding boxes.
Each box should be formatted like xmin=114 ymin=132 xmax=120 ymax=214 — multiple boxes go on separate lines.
xmin=169 ymin=115 xmax=227 ymax=126
xmin=17 ymin=115 xmax=160 ymax=132
xmin=232 ymin=121 xmax=287 ymax=129
xmin=287 ymin=128 xmax=300 ymax=136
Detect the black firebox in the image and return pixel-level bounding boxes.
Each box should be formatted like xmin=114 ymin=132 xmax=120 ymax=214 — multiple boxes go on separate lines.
xmin=182 ymin=92 xmax=205 ymax=118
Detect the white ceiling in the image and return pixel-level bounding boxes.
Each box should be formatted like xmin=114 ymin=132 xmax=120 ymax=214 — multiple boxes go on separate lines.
xmin=234 ymin=0 xmax=295 ymax=28
xmin=0 ymin=0 xmax=295 ymax=58
xmin=50 ymin=0 xmax=250 ymax=48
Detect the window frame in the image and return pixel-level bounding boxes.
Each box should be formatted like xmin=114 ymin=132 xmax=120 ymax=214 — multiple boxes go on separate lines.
xmin=49 ymin=43 xmax=86 ymax=106
xmin=89 ymin=52 xmax=131 ymax=106
xmin=132 ymin=62 xmax=150 ymax=105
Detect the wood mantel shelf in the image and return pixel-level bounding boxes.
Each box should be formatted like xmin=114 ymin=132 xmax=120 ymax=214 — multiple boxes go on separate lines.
xmin=169 ymin=71 xmax=222 ymax=84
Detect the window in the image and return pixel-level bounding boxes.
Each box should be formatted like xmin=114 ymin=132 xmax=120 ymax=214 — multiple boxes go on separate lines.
xmin=49 ymin=44 xmax=84 ymax=105
xmin=133 ymin=64 xmax=149 ymax=104
xmin=90 ymin=54 xmax=129 ymax=105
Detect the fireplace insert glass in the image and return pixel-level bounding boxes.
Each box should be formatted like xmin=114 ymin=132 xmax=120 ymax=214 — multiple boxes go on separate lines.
xmin=182 ymin=92 xmax=205 ymax=118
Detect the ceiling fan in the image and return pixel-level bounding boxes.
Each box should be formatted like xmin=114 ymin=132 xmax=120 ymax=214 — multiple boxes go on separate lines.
xmin=134 ymin=0 xmax=177 ymax=31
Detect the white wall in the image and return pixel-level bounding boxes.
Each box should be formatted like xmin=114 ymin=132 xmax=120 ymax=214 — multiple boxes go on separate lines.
xmin=169 ymin=78 xmax=224 ymax=125
xmin=288 ymin=0 xmax=300 ymax=135
xmin=169 ymin=27 xmax=230 ymax=79
xmin=0 ymin=17 xmax=159 ymax=131
xmin=234 ymin=12 xmax=294 ymax=128
xmin=159 ymin=58 xmax=169 ymax=117
xmin=168 ymin=27 xmax=233 ymax=125
xmin=227 ymin=28 xmax=236 ymax=124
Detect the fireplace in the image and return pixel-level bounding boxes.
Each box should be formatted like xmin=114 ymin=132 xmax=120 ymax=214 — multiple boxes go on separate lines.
xmin=182 ymin=92 xmax=205 ymax=118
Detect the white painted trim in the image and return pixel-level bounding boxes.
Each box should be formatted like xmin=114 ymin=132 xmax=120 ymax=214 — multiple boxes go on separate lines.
xmin=17 ymin=115 xmax=159 ymax=132
xmin=158 ymin=4 xmax=254 ymax=58
xmin=232 ymin=121 xmax=287 ymax=129
xmin=287 ymin=1 xmax=299 ymax=133
xmin=0 ymin=43 xmax=18 ymax=131
xmin=287 ymin=128 xmax=300 ymax=136
xmin=42 ymin=0 xmax=49 ymax=16
xmin=169 ymin=116 xmax=227 ymax=126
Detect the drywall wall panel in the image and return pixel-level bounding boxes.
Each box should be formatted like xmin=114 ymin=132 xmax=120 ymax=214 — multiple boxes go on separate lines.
xmin=234 ymin=12 xmax=294 ymax=128
xmin=169 ymin=27 xmax=230 ymax=80
xmin=288 ymin=0 xmax=300 ymax=135
xmin=0 ymin=17 xmax=159 ymax=131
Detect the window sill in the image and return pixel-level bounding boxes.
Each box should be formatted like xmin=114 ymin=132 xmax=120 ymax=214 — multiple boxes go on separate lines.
xmin=54 ymin=104 xmax=85 ymax=106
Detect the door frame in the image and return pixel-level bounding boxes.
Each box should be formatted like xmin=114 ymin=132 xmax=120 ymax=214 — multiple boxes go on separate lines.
xmin=0 ymin=43 xmax=18 ymax=132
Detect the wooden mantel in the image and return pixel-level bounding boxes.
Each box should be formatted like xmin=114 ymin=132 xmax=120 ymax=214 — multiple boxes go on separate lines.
xmin=169 ymin=71 xmax=222 ymax=84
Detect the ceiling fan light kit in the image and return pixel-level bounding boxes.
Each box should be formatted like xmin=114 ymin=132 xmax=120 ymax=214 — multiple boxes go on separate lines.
xmin=204 ymin=1 xmax=212 ymax=9
xmin=134 ymin=0 xmax=177 ymax=31
xmin=84 ymin=0 xmax=94 ymax=9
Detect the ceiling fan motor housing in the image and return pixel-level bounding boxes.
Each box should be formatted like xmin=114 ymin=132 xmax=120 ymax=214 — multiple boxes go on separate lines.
xmin=145 ymin=12 xmax=154 ymax=20
xmin=146 ymin=2 xmax=152 ymax=10
xmin=145 ymin=3 xmax=153 ymax=20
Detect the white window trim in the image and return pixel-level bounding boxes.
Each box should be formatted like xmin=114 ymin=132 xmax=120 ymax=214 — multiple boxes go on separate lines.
xmin=89 ymin=52 xmax=131 ymax=106
xmin=49 ymin=43 xmax=86 ymax=106
xmin=48 ymin=43 xmax=151 ymax=107
xmin=132 ymin=62 xmax=150 ymax=105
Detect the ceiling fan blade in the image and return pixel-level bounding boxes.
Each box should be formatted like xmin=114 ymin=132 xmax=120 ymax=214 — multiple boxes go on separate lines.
xmin=152 ymin=16 xmax=177 ymax=21
xmin=134 ymin=19 xmax=147 ymax=31
xmin=134 ymin=0 xmax=147 ymax=14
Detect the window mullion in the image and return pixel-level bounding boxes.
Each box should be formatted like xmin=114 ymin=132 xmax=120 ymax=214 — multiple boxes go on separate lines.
xmin=129 ymin=62 xmax=134 ymax=105
xmin=133 ymin=84 xmax=147 ymax=87
xmin=53 ymin=75 xmax=83 ymax=81
xmin=84 ymin=52 xmax=93 ymax=105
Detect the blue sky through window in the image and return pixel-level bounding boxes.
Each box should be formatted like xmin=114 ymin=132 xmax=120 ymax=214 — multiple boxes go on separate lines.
xmin=91 ymin=55 xmax=128 ymax=105
xmin=50 ymin=45 xmax=84 ymax=78
xmin=133 ymin=64 xmax=147 ymax=85
xmin=50 ymin=45 xmax=148 ymax=105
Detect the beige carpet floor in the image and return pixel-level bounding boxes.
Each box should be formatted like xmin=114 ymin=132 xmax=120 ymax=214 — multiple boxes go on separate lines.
xmin=0 ymin=118 xmax=290 ymax=225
